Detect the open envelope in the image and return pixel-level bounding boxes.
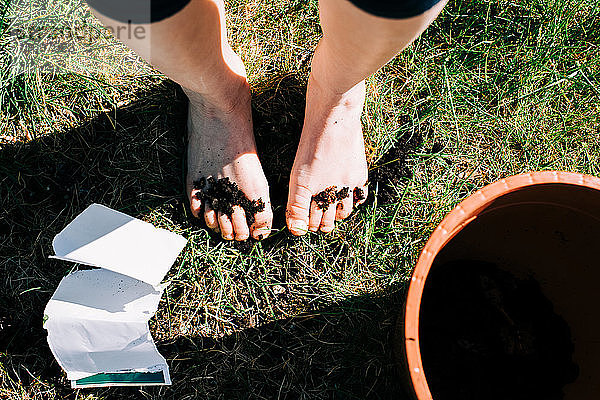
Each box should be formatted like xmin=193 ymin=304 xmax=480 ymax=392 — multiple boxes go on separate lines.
xmin=43 ymin=204 xmax=187 ymax=388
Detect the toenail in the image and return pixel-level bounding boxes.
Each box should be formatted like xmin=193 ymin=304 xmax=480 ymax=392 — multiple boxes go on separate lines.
xmin=289 ymin=220 xmax=308 ymax=233
xmin=253 ymin=229 xmax=269 ymax=240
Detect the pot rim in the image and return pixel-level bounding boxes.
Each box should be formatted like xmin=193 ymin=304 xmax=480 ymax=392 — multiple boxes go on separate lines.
xmin=404 ymin=171 xmax=600 ymax=400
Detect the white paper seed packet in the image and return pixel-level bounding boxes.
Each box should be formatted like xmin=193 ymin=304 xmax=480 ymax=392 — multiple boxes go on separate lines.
xmin=44 ymin=204 xmax=187 ymax=388
xmin=51 ymin=203 xmax=187 ymax=286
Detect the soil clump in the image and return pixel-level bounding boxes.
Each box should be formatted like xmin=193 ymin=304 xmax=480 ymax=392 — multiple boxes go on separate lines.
xmin=313 ymin=186 xmax=350 ymax=210
xmin=419 ymin=260 xmax=578 ymax=400
xmin=193 ymin=176 xmax=265 ymax=226
xmin=353 ymin=187 xmax=365 ymax=203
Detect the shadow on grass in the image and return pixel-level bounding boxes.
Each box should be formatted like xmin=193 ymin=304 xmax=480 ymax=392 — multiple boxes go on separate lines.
xmin=253 ymin=73 xmax=307 ymax=229
xmin=154 ymin=289 xmax=409 ymax=400
xmin=69 ymin=289 xmax=410 ymax=399
xmin=0 ymin=79 xmax=189 ymax=397
xmin=0 ymin=74 xmax=414 ymax=399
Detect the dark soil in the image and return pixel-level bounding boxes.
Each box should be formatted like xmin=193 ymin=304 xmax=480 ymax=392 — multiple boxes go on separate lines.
xmin=313 ymin=186 xmax=350 ymax=210
xmin=336 ymin=186 xmax=349 ymax=202
xmin=419 ymin=261 xmax=579 ymax=400
xmin=353 ymin=187 xmax=365 ymax=203
xmin=193 ymin=176 xmax=265 ymax=226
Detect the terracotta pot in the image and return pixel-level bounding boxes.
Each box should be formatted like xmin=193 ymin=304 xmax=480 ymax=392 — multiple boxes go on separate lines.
xmin=397 ymin=171 xmax=600 ymax=400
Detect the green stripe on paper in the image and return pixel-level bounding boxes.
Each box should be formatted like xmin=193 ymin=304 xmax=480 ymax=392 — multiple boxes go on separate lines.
xmin=75 ymin=371 xmax=165 ymax=386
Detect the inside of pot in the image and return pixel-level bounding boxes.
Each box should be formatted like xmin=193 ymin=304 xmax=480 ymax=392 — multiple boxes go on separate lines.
xmin=424 ymin=183 xmax=600 ymax=400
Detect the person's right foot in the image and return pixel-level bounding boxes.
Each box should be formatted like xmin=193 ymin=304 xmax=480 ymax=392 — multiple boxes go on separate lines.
xmin=185 ymin=78 xmax=272 ymax=241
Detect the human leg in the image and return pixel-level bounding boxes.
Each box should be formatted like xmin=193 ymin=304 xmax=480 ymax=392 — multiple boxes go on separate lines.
xmin=87 ymin=0 xmax=273 ymax=240
xmin=286 ymin=0 xmax=447 ymax=235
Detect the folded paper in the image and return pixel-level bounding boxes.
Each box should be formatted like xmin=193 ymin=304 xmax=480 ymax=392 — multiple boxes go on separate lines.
xmin=44 ymin=204 xmax=187 ymax=388
xmin=51 ymin=203 xmax=187 ymax=287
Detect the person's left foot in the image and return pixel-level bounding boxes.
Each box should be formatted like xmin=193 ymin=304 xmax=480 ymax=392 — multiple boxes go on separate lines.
xmin=286 ymin=76 xmax=368 ymax=235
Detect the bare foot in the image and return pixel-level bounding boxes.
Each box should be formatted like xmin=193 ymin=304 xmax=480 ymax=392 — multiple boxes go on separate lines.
xmin=286 ymin=76 xmax=368 ymax=235
xmin=185 ymin=78 xmax=272 ymax=241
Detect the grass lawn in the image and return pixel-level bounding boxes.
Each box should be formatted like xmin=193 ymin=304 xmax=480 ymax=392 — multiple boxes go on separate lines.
xmin=1 ymin=0 xmax=599 ymax=398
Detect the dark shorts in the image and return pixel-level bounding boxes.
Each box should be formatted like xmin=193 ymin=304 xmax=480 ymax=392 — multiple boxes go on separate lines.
xmin=347 ymin=0 xmax=444 ymax=19
xmin=86 ymin=0 xmax=444 ymax=24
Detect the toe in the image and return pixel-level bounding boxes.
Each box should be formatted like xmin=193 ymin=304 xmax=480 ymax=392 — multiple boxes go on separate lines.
xmin=320 ymin=206 xmax=336 ymax=233
xmin=231 ymin=206 xmax=250 ymax=241
xmin=354 ymin=185 xmax=369 ymax=207
xmin=335 ymin=196 xmax=353 ymax=221
xmin=204 ymin=203 xmax=219 ymax=230
xmin=308 ymin=200 xmax=323 ymax=232
xmin=190 ymin=190 xmax=203 ymax=218
xmin=287 ymin=184 xmax=312 ymax=235
xmin=251 ymin=204 xmax=273 ymax=240
xmin=218 ymin=211 xmax=235 ymax=240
